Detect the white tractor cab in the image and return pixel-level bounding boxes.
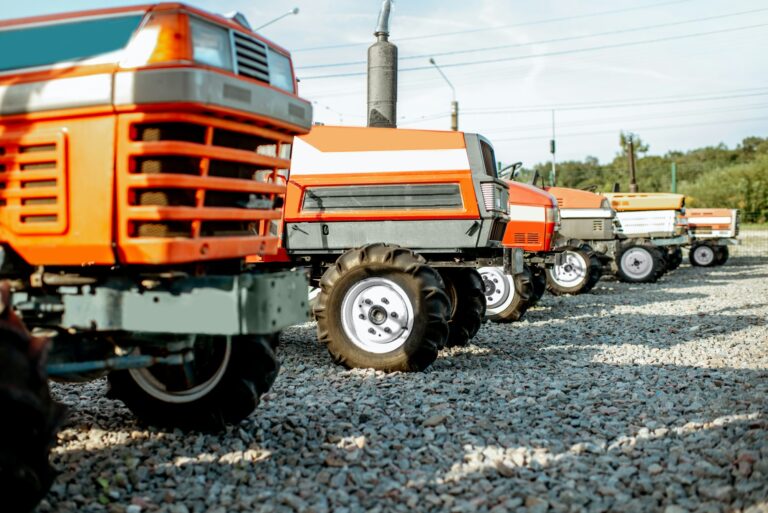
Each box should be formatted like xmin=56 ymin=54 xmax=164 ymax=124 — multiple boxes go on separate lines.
xmin=602 ymin=192 xmax=689 ymax=283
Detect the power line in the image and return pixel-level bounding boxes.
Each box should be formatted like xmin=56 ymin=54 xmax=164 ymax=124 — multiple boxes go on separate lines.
xmin=461 ymin=90 xmax=768 ymax=115
xmin=292 ymin=0 xmax=695 ymax=53
xmin=300 ymin=22 xmax=768 ymax=80
xmin=492 ymin=116 xmax=768 ymax=142
xmin=296 ymin=8 xmax=768 ymax=70
xmin=304 ymin=36 xmax=763 ymax=99
xmin=476 ymin=103 xmax=768 ymax=135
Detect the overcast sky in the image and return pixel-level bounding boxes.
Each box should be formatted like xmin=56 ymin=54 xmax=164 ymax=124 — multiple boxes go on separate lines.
xmin=4 ymin=0 xmax=767 ymax=167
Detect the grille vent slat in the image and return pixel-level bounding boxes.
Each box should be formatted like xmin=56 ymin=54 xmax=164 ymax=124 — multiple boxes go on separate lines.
xmin=234 ymin=33 xmax=270 ymax=84
xmin=0 ymin=135 xmax=68 ymax=234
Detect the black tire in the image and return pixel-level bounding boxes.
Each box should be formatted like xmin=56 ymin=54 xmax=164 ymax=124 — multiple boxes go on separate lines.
xmin=689 ymin=243 xmax=718 ymax=267
xmin=614 ymin=243 xmax=666 ymax=283
xmin=666 ymin=247 xmax=683 ymax=271
xmin=529 ymin=265 xmax=547 ymax=306
xmin=545 ymin=247 xmax=602 ymax=295
xmin=440 ymin=268 xmax=486 ymax=348
xmin=715 ymin=246 xmax=730 ymax=266
xmin=107 ymin=334 xmax=280 ymax=432
xmin=0 ymin=292 xmax=65 ymax=513
xmin=314 ymin=244 xmax=450 ymax=372
xmin=479 ymin=265 xmax=534 ymax=323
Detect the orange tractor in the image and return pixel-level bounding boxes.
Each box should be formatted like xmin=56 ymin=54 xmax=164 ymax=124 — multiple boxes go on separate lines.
xmin=685 ymin=208 xmax=739 ymax=266
xmin=0 ymin=5 xmax=312 ymax=505
xmin=546 ymin=185 xmax=620 ymax=284
xmin=478 ymin=181 xmax=555 ymax=322
xmin=281 ymin=126 xmax=513 ymax=371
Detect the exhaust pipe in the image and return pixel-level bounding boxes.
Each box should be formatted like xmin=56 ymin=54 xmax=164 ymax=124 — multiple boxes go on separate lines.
xmin=367 ymin=0 xmax=397 ymax=128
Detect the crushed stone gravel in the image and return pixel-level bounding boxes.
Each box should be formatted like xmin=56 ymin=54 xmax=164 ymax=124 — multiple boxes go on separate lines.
xmin=39 ymin=258 xmax=768 ymax=513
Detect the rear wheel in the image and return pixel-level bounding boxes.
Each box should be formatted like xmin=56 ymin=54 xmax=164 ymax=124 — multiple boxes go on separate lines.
xmin=107 ymin=334 xmax=279 ymax=432
xmin=479 ymin=266 xmax=533 ymax=323
xmin=529 ymin=266 xmax=547 ymax=306
xmin=314 ymin=244 xmax=450 ymax=372
xmin=0 ymin=285 xmax=65 ymax=513
xmin=666 ymin=247 xmax=683 ymax=271
xmin=546 ymin=247 xmax=602 ymax=295
xmin=715 ymin=246 xmax=730 ymax=265
xmin=615 ymin=243 xmax=665 ymax=283
xmin=440 ymin=268 xmax=486 ymax=348
xmin=689 ymin=244 xmax=717 ymax=267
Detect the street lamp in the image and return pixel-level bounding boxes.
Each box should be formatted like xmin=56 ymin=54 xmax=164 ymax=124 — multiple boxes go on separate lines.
xmin=428 ymin=57 xmax=458 ymax=131
xmin=254 ymin=7 xmax=300 ymax=31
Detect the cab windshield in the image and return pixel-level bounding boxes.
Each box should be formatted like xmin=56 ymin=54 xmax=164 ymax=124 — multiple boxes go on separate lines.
xmin=0 ymin=14 xmax=143 ymax=72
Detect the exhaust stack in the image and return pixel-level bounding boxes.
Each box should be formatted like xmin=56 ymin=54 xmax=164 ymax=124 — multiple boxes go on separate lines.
xmin=367 ymin=0 xmax=397 ymax=128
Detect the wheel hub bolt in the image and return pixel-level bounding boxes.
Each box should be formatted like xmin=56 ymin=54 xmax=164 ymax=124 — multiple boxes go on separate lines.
xmin=368 ymin=328 xmax=376 ymax=334
xmin=381 ymin=298 xmax=389 ymax=304
xmin=364 ymin=299 xmax=373 ymax=305
xmin=390 ymin=312 xmax=398 ymax=319
xmin=383 ymin=327 xmax=392 ymax=334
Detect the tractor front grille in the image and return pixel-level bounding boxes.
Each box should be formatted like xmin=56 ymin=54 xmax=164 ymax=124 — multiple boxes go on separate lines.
xmin=233 ymin=32 xmax=270 ymax=84
xmin=117 ymin=112 xmax=292 ymax=262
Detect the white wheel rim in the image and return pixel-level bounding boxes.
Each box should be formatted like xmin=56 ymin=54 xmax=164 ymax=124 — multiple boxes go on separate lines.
xmin=620 ymin=247 xmax=654 ymax=279
xmin=550 ymin=250 xmax=588 ymax=288
xmin=479 ymin=266 xmax=515 ymax=316
xmin=693 ymin=246 xmax=715 ymax=265
xmin=129 ymin=336 xmax=232 ymax=404
xmin=340 ymin=277 xmax=414 ymax=354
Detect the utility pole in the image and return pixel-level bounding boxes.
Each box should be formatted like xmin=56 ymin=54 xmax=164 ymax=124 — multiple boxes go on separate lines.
xmin=550 ymin=110 xmax=556 ymax=186
xmin=671 ymin=162 xmax=677 ymax=193
xmin=627 ymin=133 xmax=638 ymax=193
xmin=429 ymin=58 xmax=458 ymax=131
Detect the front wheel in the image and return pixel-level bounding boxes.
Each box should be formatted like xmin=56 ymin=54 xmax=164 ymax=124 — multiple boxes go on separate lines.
xmin=107 ymin=334 xmax=279 ymax=432
xmin=478 ymin=266 xmax=533 ymax=323
xmin=546 ymin=248 xmax=601 ymax=295
xmin=689 ymin=244 xmax=717 ymax=267
xmin=314 ymin=244 xmax=450 ymax=372
xmin=615 ymin=243 xmax=665 ymax=283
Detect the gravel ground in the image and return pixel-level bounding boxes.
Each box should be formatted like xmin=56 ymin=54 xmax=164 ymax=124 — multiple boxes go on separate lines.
xmin=40 ymin=258 xmax=768 ymax=513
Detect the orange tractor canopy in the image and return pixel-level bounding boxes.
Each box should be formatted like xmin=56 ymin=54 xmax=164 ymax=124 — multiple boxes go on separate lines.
xmin=0 ymin=4 xmax=311 ymax=434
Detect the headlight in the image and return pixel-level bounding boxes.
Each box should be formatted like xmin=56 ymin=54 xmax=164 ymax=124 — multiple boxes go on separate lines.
xmin=190 ymin=17 xmax=234 ymax=70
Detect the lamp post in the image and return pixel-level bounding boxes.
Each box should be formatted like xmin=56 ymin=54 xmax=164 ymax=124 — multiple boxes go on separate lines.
xmin=254 ymin=7 xmax=300 ymax=31
xmin=428 ymin=58 xmax=458 ymax=131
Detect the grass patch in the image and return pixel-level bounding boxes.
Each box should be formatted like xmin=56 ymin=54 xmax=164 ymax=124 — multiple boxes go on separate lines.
xmin=741 ymin=224 xmax=768 ymax=231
